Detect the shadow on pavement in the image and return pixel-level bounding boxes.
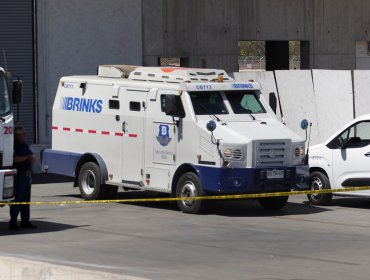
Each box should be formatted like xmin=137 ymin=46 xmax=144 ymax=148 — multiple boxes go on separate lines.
xmin=50 ymin=190 xmax=330 ymax=217
xmin=308 ymin=197 xmax=370 ymax=210
xmin=111 ymin=191 xmax=330 ymax=217
xmin=0 ymin=220 xmax=88 ymax=236
xmin=32 ymin=173 xmax=73 ymax=185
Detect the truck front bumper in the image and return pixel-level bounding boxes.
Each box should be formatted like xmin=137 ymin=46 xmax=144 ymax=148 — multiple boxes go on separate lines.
xmin=195 ymin=165 xmax=309 ymax=195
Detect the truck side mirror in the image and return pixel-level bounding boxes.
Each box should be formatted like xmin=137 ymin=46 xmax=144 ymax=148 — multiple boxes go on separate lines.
xmin=206 ymin=120 xmax=216 ymax=132
xmin=164 ymin=95 xmax=185 ymax=118
xmin=12 ymin=80 xmax=23 ymax=104
xmin=300 ymin=119 xmax=309 ymax=130
xmin=269 ymin=92 xmax=277 ymax=114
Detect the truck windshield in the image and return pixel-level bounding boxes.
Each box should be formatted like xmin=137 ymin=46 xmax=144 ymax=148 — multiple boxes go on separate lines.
xmin=225 ymin=91 xmax=266 ymax=114
xmin=189 ymin=91 xmax=229 ymax=115
xmin=189 ymin=90 xmax=266 ymax=116
xmin=0 ymin=73 xmax=11 ymax=116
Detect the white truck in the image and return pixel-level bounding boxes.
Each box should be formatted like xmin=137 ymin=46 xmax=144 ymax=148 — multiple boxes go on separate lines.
xmin=0 ymin=67 xmax=23 ymax=204
xmin=308 ymin=114 xmax=370 ymax=205
xmin=42 ymin=65 xmax=308 ymax=213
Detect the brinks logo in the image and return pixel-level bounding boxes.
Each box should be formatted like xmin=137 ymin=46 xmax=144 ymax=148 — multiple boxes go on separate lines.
xmin=61 ymin=97 xmax=103 ymax=113
xmin=156 ymin=124 xmax=172 ymax=147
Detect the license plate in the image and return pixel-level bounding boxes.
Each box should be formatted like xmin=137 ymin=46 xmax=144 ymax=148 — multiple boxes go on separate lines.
xmin=266 ymin=169 xmax=284 ymax=179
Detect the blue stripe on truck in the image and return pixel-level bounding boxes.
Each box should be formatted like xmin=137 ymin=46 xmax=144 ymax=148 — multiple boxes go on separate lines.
xmin=194 ymin=165 xmax=308 ymax=194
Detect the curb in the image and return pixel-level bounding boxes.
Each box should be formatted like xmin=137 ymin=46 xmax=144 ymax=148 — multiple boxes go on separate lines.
xmin=0 ymin=256 xmax=149 ymax=280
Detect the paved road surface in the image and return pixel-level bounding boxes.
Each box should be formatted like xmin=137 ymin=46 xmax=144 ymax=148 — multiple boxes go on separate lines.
xmin=1 ymin=181 xmax=370 ymax=280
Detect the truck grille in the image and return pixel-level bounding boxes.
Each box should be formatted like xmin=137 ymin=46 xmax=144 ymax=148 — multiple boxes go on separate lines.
xmin=255 ymin=141 xmax=287 ymax=167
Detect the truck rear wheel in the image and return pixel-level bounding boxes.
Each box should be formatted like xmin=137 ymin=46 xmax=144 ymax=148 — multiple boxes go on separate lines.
xmin=176 ymin=172 xmax=206 ymax=214
xmin=307 ymin=171 xmax=332 ymax=205
xmin=78 ymin=162 xmax=117 ymax=200
xmin=259 ymin=196 xmax=289 ymax=210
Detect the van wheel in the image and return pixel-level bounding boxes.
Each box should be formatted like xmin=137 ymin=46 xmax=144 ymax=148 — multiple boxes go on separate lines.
xmin=78 ymin=162 xmax=117 ymax=200
xmin=307 ymin=171 xmax=332 ymax=205
xmin=259 ymin=196 xmax=289 ymax=210
xmin=176 ymin=172 xmax=206 ymax=214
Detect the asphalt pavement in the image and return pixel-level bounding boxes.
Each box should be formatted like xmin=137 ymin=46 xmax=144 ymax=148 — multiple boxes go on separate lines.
xmin=1 ymin=179 xmax=370 ymax=280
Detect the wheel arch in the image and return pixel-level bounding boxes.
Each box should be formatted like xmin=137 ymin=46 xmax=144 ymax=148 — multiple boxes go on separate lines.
xmin=74 ymin=153 xmax=108 ymax=187
xmin=171 ymin=164 xmax=199 ymax=196
xmin=309 ymin=167 xmax=329 ymax=178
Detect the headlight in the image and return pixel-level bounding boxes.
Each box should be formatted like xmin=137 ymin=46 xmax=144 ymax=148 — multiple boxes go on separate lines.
xmin=4 ymin=176 xmax=13 ymax=189
xmin=222 ymin=147 xmax=244 ymax=160
xmin=293 ymin=145 xmax=305 ymax=158
xmin=223 ymin=148 xmax=233 ymax=159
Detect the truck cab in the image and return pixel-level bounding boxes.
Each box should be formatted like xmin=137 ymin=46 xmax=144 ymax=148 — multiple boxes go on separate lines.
xmin=43 ymin=66 xmax=309 ymax=213
xmin=0 ymin=67 xmax=20 ymax=204
xmin=308 ymin=114 xmax=370 ymax=205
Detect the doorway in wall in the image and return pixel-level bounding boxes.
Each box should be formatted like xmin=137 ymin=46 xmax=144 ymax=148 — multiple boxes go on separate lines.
xmin=238 ymin=41 xmax=309 ymax=71
xmin=158 ymin=57 xmax=189 ymax=67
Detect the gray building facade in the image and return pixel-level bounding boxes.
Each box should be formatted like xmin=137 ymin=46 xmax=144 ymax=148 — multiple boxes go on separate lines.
xmin=1 ymin=0 xmax=370 ymax=143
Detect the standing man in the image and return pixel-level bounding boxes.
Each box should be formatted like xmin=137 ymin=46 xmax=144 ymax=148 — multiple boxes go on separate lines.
xmin=9 ymin=127 xmax=37 ymax=230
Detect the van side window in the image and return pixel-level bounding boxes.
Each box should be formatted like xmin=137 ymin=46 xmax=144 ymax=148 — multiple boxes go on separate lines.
xmin=109 ymin=100 xmax=120 ymax=110
xmin=130 ymin=101 xmax=141 ymax=112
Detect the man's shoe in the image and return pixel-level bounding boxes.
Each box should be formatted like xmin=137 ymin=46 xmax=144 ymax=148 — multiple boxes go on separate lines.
xmin=9 ymin=223 xmax=19 ymax=231
xmin=21 ymin=222 xmax=37 ymax=229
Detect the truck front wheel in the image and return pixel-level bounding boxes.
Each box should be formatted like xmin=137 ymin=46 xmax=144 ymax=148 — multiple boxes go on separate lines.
xmin=259 ymin=196 xmax=289 ymax=210
xmin=78 ymin=162 xmax=117 ymax=200
xmin=307 ymin=171 xmax=333 ymax=205
xmin=176 ymin=172 xmax=206 ymax=214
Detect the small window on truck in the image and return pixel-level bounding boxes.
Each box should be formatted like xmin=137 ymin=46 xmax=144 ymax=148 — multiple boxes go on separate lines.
xmin=109 ymin=100 xmax=120 ymax=110
xmin=160 ymin=95 xmax=166 ymax=112
xmin=130 ymin=101 xmax=141 ymax=112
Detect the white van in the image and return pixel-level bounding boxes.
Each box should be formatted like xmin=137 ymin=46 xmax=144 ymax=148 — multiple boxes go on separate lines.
xmin=43 ymin=65 xmax=308 ymax=213
xmin=308 ymin=114 xmax=370 ymax=205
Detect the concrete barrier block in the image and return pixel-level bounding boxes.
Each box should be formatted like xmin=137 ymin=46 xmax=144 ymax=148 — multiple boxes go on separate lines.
xmin=275 ymin=70 xmax=320 ymax=145
xmin=354 ymin=70 xmax=370 ymax=117
xmin=312 ymin=70 xmax=354 ymax=143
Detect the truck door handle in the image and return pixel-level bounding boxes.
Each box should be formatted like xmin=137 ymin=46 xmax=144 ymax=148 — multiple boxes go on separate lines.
xmin=122 ymin=122 xmax=126 ymax=133
xmin=365 ymin=152 xmax=370 ymax=157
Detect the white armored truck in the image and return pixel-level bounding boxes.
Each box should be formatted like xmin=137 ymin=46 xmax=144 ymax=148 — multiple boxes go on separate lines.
xmin=43 ymin=66 xmax=308 ymax=213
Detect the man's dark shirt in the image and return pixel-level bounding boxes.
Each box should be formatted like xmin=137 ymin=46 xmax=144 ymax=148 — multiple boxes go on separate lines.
xmin=13 ymin=141 xmax=33 ymax=173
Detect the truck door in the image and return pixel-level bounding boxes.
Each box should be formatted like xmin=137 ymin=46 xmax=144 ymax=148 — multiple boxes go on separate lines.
xmin=142 ymin=89 xmax=178 ymax=191
xmin=120 ymin=88 xmax=148 ymax=184
xmin=332 ymin=120 xmax=370 ymax=194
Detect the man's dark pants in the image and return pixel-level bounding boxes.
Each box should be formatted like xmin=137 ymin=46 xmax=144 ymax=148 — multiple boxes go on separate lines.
xmin=9 ymin=174 xmax=31 ymax=226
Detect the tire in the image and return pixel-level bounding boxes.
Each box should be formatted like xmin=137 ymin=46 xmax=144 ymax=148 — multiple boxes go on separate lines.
xmin=78 ymin=162 xmax=117 ymax=200
xmin=307 ymin=171 xmax=333 ymax=205
xmin=176 ymin=172 xmax=206 ymax=214
xmin=259 ymin=196 xmax=289 ymax=210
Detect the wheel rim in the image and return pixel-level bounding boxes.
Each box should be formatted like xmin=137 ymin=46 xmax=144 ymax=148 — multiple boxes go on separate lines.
xmin=310 ymin=177 xmax=323 ymax=200
xmin=180 ymin=181 xmax=197 ymax=207
xmin=81 ymin=170 xmax=96 ymax=195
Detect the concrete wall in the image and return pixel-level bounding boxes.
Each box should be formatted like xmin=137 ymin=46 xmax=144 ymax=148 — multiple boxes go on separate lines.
xmin=37 ymin=0 xmax=142 ymax=144
xmin=142 ymin=0 xmax=370 ymax=72
xmin=234 ymin=70 xmax=368 ymax=145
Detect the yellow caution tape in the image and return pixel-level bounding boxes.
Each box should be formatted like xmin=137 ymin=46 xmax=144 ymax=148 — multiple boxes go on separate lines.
xmin=1 ymin=186 xmax=370 ymax=206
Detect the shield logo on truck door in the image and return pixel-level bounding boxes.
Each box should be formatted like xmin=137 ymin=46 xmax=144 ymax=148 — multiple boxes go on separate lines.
xmin=156 ymin=124 xmax=172 ymax=147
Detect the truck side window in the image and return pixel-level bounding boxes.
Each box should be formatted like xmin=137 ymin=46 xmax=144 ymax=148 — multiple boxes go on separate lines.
xmin=160 ymin=95 xmax=166 ymax=112
xmin=109 ymin=100 xmax=120 ymax=110
xmin=130 ymin=101 xmax=141 ymax=112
